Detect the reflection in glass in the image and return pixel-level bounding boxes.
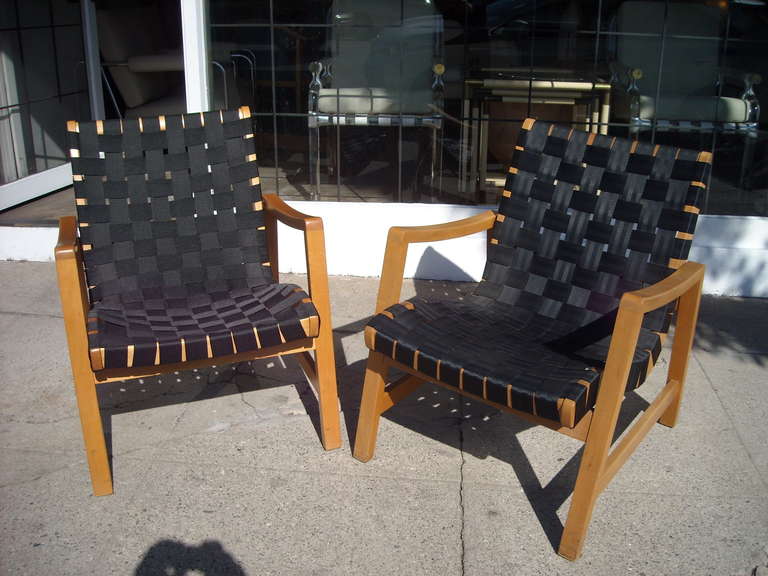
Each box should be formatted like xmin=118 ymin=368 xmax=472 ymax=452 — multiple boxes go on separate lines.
xmin=0 ymin=0 xmax=90 ymax=187
xmin=203 ymin=0 xmax=766 ymax=214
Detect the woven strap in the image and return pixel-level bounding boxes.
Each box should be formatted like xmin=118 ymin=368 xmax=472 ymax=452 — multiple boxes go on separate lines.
xmin=478 ymin=118 xmax=711 ymax=333
xmin=89 ymin=283 xmax=319 ymax=370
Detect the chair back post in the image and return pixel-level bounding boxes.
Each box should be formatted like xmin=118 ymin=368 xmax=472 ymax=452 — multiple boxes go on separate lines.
xmin=374 ymin=228 xmax=409 ymax=314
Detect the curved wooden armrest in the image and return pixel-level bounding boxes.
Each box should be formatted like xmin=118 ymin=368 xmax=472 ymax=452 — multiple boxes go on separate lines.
xmin=620 ymin=262 xmax=705 ymax=315
xmin=375 ymin=210 xmax=496 ymax=313
xmin=263 ymin=193 xmax=321 ymax=231
xmin=262 ymin=194 xmax=332 ymax=329
xmin=389 ymin=210 xmax=496 ymax=244
xmin=599 ymin=261 xmax=706 ymax=403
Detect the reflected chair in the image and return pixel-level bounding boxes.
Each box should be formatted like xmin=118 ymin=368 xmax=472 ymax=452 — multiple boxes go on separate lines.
xmin=56 ymin=107 xmax=340 ymax=496
xmin=610 ymin=1 xmax=760 ymax=187
xmin=354 ymin=118 xmax=710 ymax=560
xmin=307 ymin=0 xmax=445 ymax=201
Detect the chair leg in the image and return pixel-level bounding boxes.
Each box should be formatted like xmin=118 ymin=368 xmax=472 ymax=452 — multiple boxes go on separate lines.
xmin=659 ymin=276 xmax=703 ymax=428
xmin=557 ymin=430 xmax=609 ymax=560
xmin=353 ymin=351 xmax=389 ymax=462
xmin=72 ymin=370 xmax=113 ymax=496
xmin=658 ymin=378 xmax=683 ymax=428
xmin=315 ymin=327 xmax=341 ymax=451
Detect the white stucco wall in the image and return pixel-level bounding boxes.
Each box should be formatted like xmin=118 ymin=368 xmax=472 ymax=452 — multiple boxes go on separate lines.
xmin=1 ymin=202 xmax=766 ymax=297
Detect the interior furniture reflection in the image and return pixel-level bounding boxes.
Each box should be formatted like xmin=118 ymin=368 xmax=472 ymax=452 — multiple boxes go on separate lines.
xmin=306 ymin=0 xmax=446 ymax=201
xmin=57 ymin=107 xmax=340 ymax=496
xmin=97 ymin=1 xmax=254 ymax=117
xmin=610 ymin=0 xmax=761 ymax=188
xmin=353 ymin=118 xmax=710 ymax=560
xmin=462 ymin=68 xmax=612 ymax=200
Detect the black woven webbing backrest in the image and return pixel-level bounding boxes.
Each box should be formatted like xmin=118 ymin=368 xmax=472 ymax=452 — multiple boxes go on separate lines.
xmin=477 ymin=118 xmax=711 ymax=333
xmin=67 ymin=108 xmax=270 ymax=303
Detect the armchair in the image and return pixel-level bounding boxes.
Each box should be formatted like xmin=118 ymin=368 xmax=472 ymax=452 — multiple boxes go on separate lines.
xmin=354 ymin=118 xmax=710 ymax=560
xmin=57 ymin=107 xmax=340 ymax=496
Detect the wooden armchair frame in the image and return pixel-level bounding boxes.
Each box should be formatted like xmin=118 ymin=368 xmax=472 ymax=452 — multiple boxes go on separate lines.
xmin=56 ymin=193 xmax=340 ymax=497
xmin=353 ymin=211 xmax=705 ymax=560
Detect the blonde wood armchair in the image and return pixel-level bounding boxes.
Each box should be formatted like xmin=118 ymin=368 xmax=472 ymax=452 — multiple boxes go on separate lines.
xmin=57 ymin=107 xmax=340 ymax=496
xmin=354 ymin=118 xmax=709 ymax=560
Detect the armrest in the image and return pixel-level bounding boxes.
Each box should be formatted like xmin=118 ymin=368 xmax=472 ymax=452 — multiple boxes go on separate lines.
xmin=375 ymin=210 xmax=496 ymax=313
xmin=599 ymin=261 xmax=705 ymax=402
xmin=264 ymin=193 xmax=321 ymax=231
xmin=619 ymin=261 xmax=705 ymax=315
xmin=262 ymin=194 xmax=332 ymax=332
xmin=55 ymin=217 xmax=93 ymax=370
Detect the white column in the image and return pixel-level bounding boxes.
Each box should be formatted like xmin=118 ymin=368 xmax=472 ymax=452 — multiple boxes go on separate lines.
xmin=180 ymin=0 xmax=211 ymax=113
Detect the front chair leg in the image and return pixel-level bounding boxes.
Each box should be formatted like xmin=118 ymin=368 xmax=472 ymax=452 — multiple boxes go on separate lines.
xmin=557 ymin=432 xmax=607 ymax=560
xmin=352 ymin=351 xmax=389 ymax=462
xmin=73 ymin=371 xmax=113 ymax=496
xmin=314 ymin=326 xmax=342 ymax=451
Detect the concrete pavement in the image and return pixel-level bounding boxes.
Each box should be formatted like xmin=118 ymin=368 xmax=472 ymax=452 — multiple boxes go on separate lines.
xmin=0 ymin=260 xmax=766 ymax=575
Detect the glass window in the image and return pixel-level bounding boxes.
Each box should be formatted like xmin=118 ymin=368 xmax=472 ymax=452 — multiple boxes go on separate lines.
xmin=207 ymin=0 xmax=767 ymax=214
xmin=0 ymin=0 xmax=90 ymax=187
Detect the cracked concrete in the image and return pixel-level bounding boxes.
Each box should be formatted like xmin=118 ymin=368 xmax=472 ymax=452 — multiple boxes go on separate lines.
xmin=1 ymin=260 xmax=767 ymax=575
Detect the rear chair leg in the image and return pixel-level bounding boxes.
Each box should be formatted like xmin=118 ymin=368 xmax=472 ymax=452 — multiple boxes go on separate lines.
xmin=73 ymin=370 xmax=113 ymax=496
xmin=658 ymin=379 xmax=684 ymax=428
xmin=353 ymin=351 xmax=389 ymax=462
xmin=659 ymin=281 xmax=702 ymax=428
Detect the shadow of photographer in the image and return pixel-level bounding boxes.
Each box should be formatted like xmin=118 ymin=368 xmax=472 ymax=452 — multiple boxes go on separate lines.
xmin=135 ymin=539 xmax=246 ymax=576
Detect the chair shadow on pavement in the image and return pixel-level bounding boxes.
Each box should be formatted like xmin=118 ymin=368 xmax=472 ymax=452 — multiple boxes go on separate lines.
xmin=96 ymin=354 xmax=328 ymax=476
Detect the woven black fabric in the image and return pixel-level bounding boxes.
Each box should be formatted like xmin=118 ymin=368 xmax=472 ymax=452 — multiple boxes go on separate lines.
xmin=68 ymin=109 xmax=271 ymax=301
xmin=367 ymin=119 xmax=709 ymax=427
xmin=67 ymin=109 xmax=319 ymax=370
xmin=89 ymin=284 xmax=318 ymax=370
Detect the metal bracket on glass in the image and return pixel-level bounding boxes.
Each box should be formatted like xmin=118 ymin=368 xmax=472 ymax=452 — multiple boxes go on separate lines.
xmin=308 ymin=61 xmax=324 ymax=200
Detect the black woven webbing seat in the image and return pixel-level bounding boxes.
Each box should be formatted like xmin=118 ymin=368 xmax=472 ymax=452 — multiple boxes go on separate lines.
xmin=67 ymin=109 xmax=318 ymax=370
xmin=368 ymin=297 xmax=662 ymax=428
xmin=58 ymin=107 xmax=341 ymax=497
xmin=90 ymin=284 xmax=318 ymax=370
xmin=365 ymin=118 xmax=709 ymax=429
